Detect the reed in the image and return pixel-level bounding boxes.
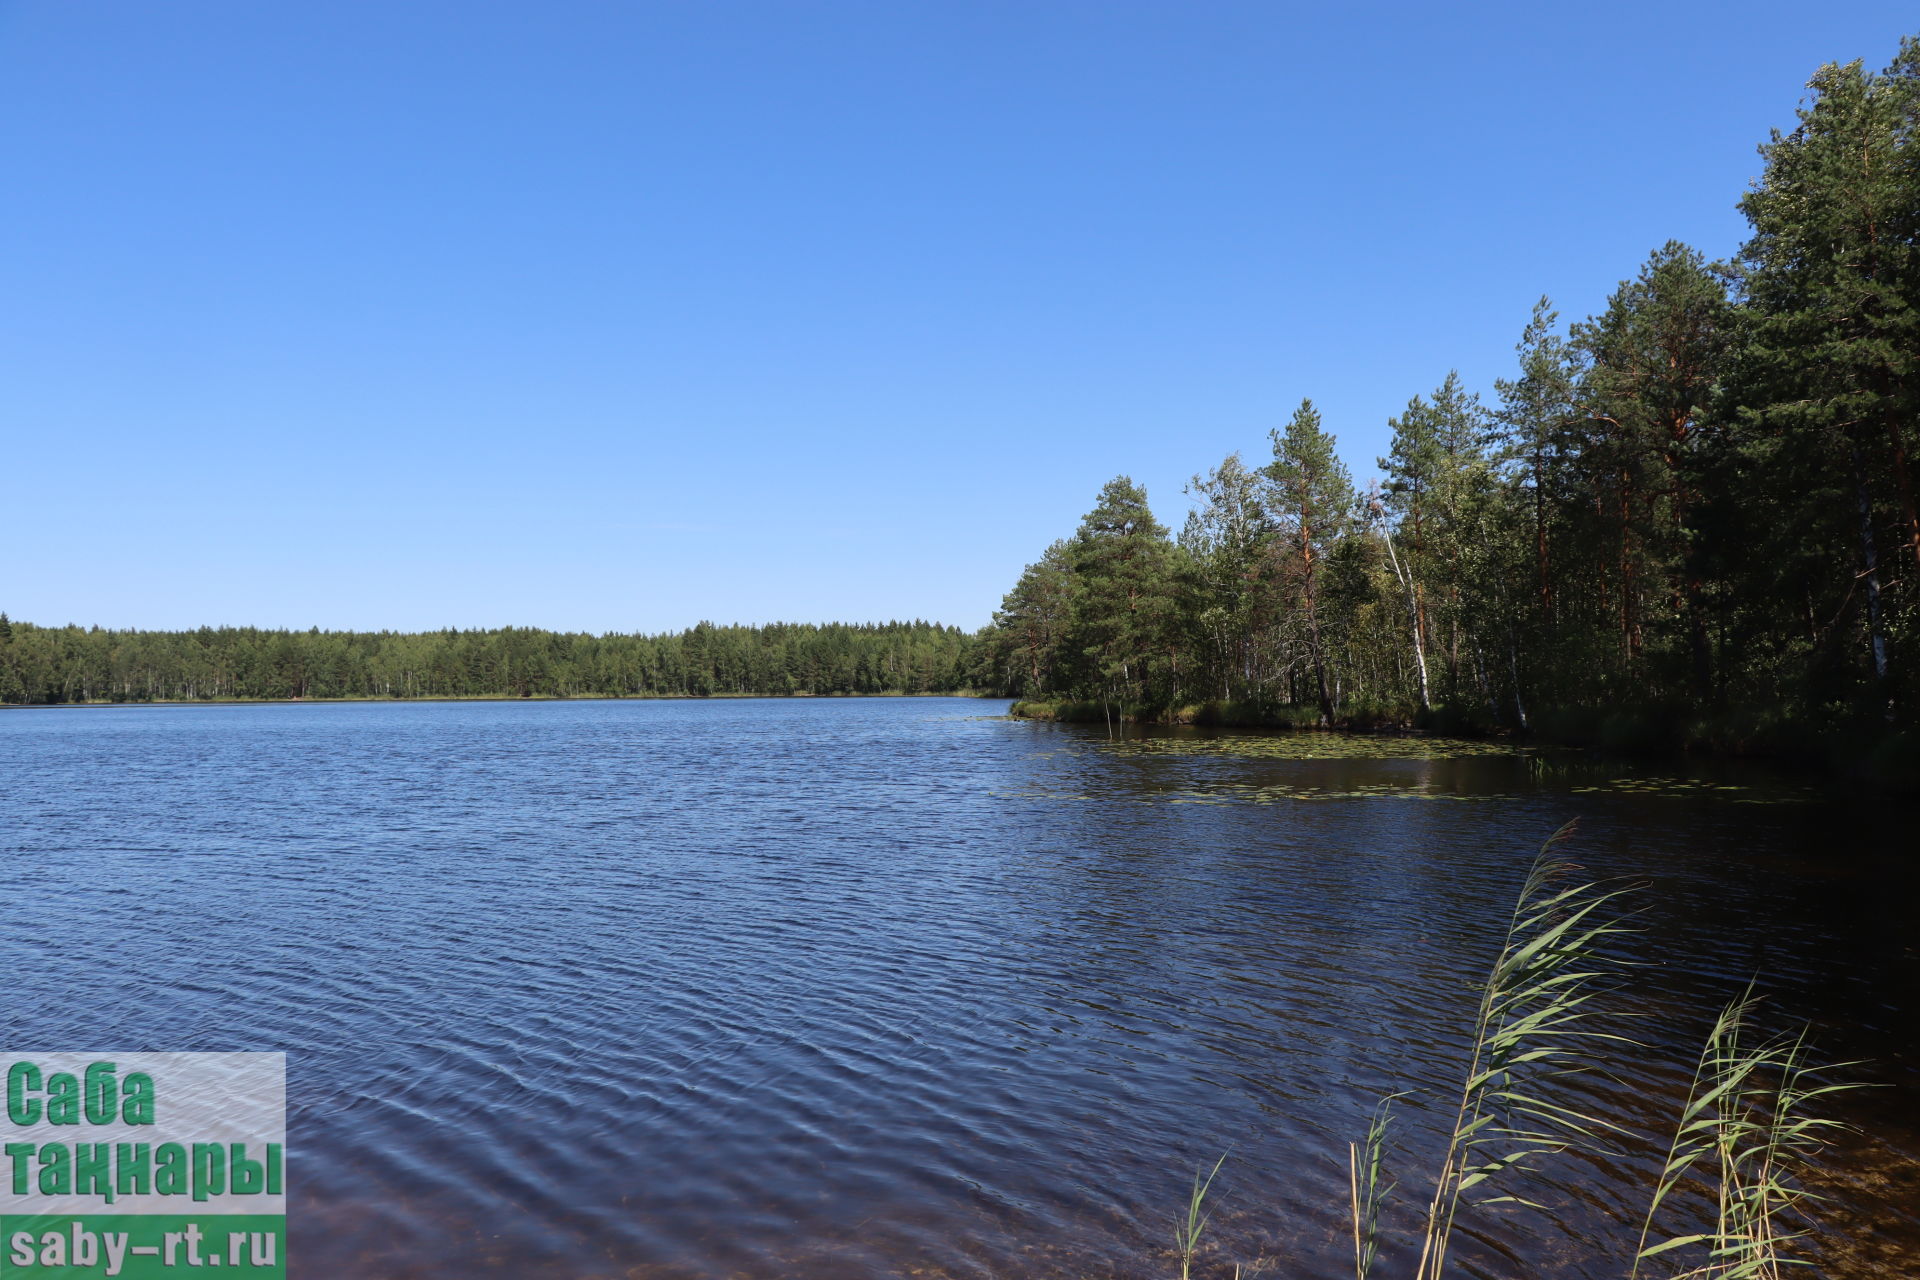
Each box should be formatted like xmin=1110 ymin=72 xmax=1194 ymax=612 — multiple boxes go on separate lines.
xmin=1630 ymin=989 xmax=1860 ymax=1279
xmin=1174 ymin=1152 xmax=1229 ymax=1280
xmin=1397 ymin=821 xmax=1637 ymax=1280
xmin=1349 ymin=1094 xmax=1402 ymax=1280
xmin=1336 ymin=823 xmax=1857 ymax=1280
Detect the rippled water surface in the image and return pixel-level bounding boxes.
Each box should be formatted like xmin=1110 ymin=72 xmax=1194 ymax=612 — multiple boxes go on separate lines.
xmin=1 ymin=699 xmax=1913 ymax=1278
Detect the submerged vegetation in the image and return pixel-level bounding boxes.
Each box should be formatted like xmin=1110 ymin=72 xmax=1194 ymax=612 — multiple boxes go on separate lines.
xmin=984 ymin=37 xmax=1920 ymax=774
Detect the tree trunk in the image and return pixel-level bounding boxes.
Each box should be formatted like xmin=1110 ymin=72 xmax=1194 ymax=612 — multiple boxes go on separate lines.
xmin=1851 ymin=443 xmax=1894 ymax=722
xmin=1506 ymin=628 xmax=1529 ymax=730
xmin=1619 ymin=468 xmax=1637 ymax=665
xmin=1381 ymin=524 xmax=1431 ymax=712
xmin=1660 ymin=428 xmax=1712 ymax=701
xmin=1534 ymin=446 xmax=1553 ymax=626
xmin=1885 ymin=414 xmax=1920 ymax=572
xmin=1470 ymin=636 xmax=1498 ymax=725
xmin=1302 ymin=523 xmax=1335 ymax=725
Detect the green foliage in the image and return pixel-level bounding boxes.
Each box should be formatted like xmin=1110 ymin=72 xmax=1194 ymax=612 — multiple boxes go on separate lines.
xmin=989 ymin=476 xmax=1188 ymax=712
xmin=986 ymin=540 xmax=1076 ymax=699
xmin=1065 ymin=476 xmax=1184 ymax=708
xmin=1181 ymin=453 xmax=1275 ymax=704
xmin=0 ymin=619 xmax=982 ymax=704
xmin=1267 ymin=399 xmax=1354 ymax=722
xmin=1722 ymin=39 xmax=1920 ymax=723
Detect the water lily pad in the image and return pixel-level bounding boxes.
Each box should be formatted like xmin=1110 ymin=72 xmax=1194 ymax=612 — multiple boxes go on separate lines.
xmin=1096 ymin=733 xmax=1528 ymax=762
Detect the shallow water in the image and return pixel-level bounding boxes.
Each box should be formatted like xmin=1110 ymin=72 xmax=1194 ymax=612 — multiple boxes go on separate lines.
xmin=0 ymin=699 xmax=1912 ymax=1278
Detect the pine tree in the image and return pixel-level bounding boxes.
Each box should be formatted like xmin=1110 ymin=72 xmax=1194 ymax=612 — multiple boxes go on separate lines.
xmin=1494 ymin=298 xmax=1584 ymax=630
xmin=1576 ymin=242 xmax=1732 ymax=694
xmin=1066 ymin=477 xmax=1179 ymax=717
xmin=1733 ymin=39 xmax=1919 ymax=717
xmin=990 ymin=540 xmax=1077 ymax=697
xmin=1267 ymin=400 xmax=1353 ymax=723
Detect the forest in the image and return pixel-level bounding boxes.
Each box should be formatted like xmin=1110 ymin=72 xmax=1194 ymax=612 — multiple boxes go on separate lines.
xmin=0 ymin=617 xmax=980 ymax=703
xmin=980 ymin=38 xmax=1920 ymax=762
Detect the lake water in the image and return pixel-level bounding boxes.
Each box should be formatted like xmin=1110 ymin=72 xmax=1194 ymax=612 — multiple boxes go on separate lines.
xmin=0 ymin=698 xmax=1912 ymax=1278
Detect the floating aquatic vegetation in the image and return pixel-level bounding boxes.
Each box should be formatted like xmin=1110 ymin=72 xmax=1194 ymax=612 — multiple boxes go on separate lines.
xmin=994 ymin=775 xmax=1814 ymax=807
xmin=990 ymin=788 xmax=1097 ymax=802
xmin=995 ymin=727 xmax=1818 ymax=806
xmin=1095 ymin=733 xmax=1528 ymax=762
xmin=991 ymin=781 xmax=1510 ymax=806
xmin=1226 ymin=782 xmax=1506 ymax=803
xmin=1568 ymin=777 xmax=1820 ymax=803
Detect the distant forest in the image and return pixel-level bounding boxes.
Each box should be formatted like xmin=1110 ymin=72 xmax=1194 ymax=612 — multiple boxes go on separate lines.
xmin=980 ymin=39 xmax=1920 ymax=753
xmin=0 ymin=618 xmax=980 ymax=703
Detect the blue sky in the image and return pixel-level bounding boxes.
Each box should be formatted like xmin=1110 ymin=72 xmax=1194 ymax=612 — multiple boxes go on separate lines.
xmin=4 ymin=2 xmax=1915 ymax=633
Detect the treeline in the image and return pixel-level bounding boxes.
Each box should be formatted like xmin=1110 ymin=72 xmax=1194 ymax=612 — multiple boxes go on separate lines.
xmin=982 ymin=39 xmax=1920 ymax=752
xmin=0 ymin=617 xmax=982 ymax=704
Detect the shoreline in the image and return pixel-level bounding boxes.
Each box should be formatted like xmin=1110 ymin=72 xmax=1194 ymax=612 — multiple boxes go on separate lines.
xmin=0 ymin=690 xmax=999 ymax=710
xmin=1008 ymin=698 xmax=1919 ymax=789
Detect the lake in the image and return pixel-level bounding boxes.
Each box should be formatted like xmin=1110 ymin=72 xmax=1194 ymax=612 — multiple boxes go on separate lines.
xmin=0 ymin=698 xmax=1912 ymax=1278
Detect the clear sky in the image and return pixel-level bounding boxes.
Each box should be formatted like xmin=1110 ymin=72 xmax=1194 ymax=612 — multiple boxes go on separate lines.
xmin=4 ymin=2 xmax=1915 ymax=634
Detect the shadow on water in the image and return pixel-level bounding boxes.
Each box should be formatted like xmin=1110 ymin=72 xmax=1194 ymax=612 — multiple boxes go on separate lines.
xmin=0 ymin=700 xmax=1912 ymax=1277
